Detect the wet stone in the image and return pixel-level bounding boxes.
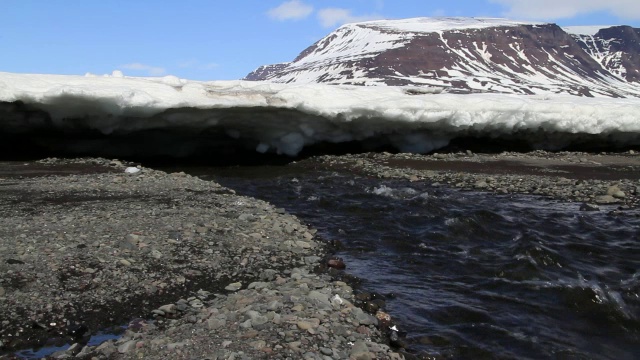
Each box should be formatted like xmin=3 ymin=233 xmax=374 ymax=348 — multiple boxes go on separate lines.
xmin=579 ymin=203 xmax=600 ymax=211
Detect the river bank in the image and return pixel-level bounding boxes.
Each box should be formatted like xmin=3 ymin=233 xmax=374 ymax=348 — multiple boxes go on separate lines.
xmin=0 ymin=158 xmax=400 ymax=360
xmin=308 ymin=150 xmax=640 ymax=211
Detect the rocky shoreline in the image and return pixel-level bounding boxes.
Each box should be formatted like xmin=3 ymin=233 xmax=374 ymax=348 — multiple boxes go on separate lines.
xmin=0 ymin=158 xmax=401 ymax=360
xmin=309 ymin=150 xmax=640 ymax=213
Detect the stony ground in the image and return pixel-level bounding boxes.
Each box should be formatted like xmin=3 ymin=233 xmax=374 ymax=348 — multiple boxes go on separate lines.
xmin=0 ymin=158 xmax=402 ymax=360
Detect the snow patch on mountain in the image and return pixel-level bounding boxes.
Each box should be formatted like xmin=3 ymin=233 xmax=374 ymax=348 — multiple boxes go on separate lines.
xmin=356 ymin=17 xmax=544 ymax=33
xmin=245 ymin=17 xmax=640 ymax=99
xmin=563 ymin=26 xmax=613 ymax=36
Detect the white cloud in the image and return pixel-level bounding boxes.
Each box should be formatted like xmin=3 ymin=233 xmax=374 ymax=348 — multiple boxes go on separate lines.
xmin=121 ymin=63 xmax=166 ymax=76
xmin=317 ymin=8 xmax=384 ymax=28
xmin=490 ymin=0 xmax=640 ymax=20
xmin=267 ymin=0 xmax=314 ymax=21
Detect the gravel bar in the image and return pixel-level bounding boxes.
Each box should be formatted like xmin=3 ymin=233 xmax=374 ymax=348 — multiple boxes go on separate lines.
xmin=309 ymin=150 xmax=640 ymax=212
xmin=0 ymin=158 xmax=402 ymax=360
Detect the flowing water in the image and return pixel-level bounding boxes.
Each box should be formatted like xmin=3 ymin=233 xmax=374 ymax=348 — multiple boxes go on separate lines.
xmin=192 ymin=163 xmax=640 ymax=360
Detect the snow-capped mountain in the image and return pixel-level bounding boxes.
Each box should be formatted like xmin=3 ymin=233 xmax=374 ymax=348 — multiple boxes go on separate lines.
xmin=245 ymin=17 xmax=640 ymax=98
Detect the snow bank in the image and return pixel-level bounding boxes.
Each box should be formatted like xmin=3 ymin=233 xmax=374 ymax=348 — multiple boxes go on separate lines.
xmin=1 ymin=72 xmax=639 ymax=157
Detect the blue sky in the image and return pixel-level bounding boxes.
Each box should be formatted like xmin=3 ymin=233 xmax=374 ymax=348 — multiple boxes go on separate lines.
xmin=1 ymin=0 xmax=639 ymax=80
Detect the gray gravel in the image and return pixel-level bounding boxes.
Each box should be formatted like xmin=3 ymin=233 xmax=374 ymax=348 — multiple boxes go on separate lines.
xmin=0 ymin=158 xmax=402 ymax=360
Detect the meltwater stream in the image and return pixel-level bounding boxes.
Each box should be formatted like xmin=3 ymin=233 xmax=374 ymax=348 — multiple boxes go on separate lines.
xmin=192 ymin=164 xmax=640 ymax=359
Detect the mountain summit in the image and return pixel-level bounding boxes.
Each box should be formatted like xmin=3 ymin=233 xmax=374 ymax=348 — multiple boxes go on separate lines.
xmin=245 ymin=17 xmax=640 ymax=98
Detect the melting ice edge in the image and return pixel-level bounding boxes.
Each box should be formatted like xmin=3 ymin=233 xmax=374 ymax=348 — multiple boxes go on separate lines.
xmin=1 ymin=72 xmax=640 ymax=158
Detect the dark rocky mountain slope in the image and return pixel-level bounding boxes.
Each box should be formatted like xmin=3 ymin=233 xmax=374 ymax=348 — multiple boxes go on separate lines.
xmin=245 ymin=18 xmax=640 ymax=98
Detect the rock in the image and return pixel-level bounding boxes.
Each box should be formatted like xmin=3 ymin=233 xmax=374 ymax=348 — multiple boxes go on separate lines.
xmin=304 ymin=255 xmax=321 ymax=265
xmin=320 ymin=347 xmax=333 ymax=356
xmin=375 ymin=311 xmax=393 ymax=328
xmin=124 ymin=167 xmax=141 ymax=174
xmin=117 ymin=340 xmax=137 ymax=353
xmin=158 ymin=304 xmax=176 ymax=314
xmin=0 ymin=286 xmax=4 ymax=297
xmin=75 ymin=344 xmax=95 ymax=358
xmin=363 ymin=301 xmax=379 ymax=314
xmin=120 ymin=234 xmax=140 ymax=249
xmin=579 ymin=203 xmax=600 ymax=211
xmin=225 ymin=282 xmax=242 ymax=291
xmin=352 ymin=308 xmax=378 ymax=326
xmin=474 ymin=180 xmax=489 ymax=189
xmin=595 ymin=195 xmax=620 ymax=204
xmin=388 ymin=330 xmax=407 ymax=348
xmin=65 ymin=343 xmax=83 ymax=356
xmin=606 ymin=185 xmax=626 ymax=199
xmin=612 ymin=190 xmax=626 ymax=199
xmin=5 ymin=259 xmax=25 ymax=265
xmin=250 ymin=340 xmax=266 ymax=349
xmin=249 ymin=314 xmax=269 ymax=328
xmin=350 ymin=340 xmax=374 ymax=360
xmin=288 ymin=341 xmax=302 ymax=352
xmin=260 ymin=269 xmax=278 ymax=281
xmin=295 ymin=240 xmax=312 ymax=248
xmin=247 ymin=281 xmax=269 ymax=290
xmin=167 ymin=342 xmax=186 ymax=351
xmin=118 ymin=259 xmax=131 ymax=267
xmin=95 ymin=341 xmax=117 ymax=357
xmin=207 ymin=319 xmax=226 ymax=330
xmin=327 ymin=258 xmax=346 ymax=270
xmin=308 ymin=290 xmax=332 ymax=308
xmin=296 ymin=321 xmax=313 ymax=330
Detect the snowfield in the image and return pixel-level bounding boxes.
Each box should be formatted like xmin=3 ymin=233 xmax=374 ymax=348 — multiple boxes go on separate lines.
xmin=1 ymin=72 xmax=639 ymax=156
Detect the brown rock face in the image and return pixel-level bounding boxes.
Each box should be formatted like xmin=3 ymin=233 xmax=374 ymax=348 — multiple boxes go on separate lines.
xmin=244 ymin=19 xmax=640 ymax=98
xmin=572 ymin=26 xmax=640 ymax=82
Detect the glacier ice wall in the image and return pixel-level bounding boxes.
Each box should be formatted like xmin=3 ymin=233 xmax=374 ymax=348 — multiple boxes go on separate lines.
xmin=1 ymin=72 xmax=640 ymax=159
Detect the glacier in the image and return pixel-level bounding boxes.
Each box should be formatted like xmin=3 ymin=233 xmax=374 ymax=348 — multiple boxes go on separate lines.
xmin=1 ymin=72 xmax=639 ymax=159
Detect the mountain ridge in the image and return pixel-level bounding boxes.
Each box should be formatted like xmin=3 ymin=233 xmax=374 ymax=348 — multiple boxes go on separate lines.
xmin=245 ymin=17 xmax=640 ymax=98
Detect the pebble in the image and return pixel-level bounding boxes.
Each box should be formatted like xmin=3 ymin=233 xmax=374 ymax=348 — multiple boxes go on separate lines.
xmin=579 ymin=203 xmax=600 ymax=211
xmin=595 ymin=195 xmax=620 ymax=204
xmin=158 ymin=304 xmax=176 ymax=314
xmin=117 ymin=340 xmax=137 ymax=353
xmin=118 ymin=259 xmax=132 ymax=267
xmin=225 ymin=282 xmax=242 ymax=291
